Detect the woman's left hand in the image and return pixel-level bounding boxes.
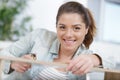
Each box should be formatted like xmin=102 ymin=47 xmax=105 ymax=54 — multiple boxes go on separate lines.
xmin=66 ymin=54 xmax=99 ymax=75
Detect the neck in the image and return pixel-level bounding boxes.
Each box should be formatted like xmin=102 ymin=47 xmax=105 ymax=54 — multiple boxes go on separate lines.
xmin=59 ymin=48 xmax=76 ymax=59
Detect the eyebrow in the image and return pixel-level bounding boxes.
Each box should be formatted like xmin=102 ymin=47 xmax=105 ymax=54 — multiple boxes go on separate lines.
xmin=57 ymin=23 xmax=64 ymax=25
xmin=73 ymin=24 xmax=82 ymax=27
xmin=58 ymin=23 xmax=82 ymax=26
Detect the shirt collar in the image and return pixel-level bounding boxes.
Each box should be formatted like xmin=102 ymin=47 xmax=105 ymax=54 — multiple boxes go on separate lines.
xmin=72 ymin=44 xmax=86 ymax=58
xmin=49 ymin=39 xmax=60 ymax=55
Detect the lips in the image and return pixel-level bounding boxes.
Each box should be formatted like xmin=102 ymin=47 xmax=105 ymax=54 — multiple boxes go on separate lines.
xmin=63 ymin=39 xmax=76 ymax=45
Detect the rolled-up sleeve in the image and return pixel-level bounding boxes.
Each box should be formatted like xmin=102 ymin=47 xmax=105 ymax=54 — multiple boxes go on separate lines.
xmin=92 ymin=50 xmax=115 ymax=69
xmin=0 ymin=29 xmax=41 ymax=74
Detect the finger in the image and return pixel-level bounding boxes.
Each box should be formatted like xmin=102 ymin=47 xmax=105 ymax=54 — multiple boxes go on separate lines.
xmin=14 ymin=63 xmax=31 ymax=72
xmin=23 ymin=54 xmax=33 ymax=59
xmin=23 ymin=63 xmax=31 ymax=68
xmin=17 ymin=61 xmax=31 ymax=68
xmin=31 ymin=54 xmax=36 ymax=60
xmin=16 ymin=67 xmax=28 ymax=73
xmin=21 ymin=55 xmax=33 ymax=66
xmin=67 ymin=57 xmax=81 ymax=71
xmin=17 ymin=64 xmax=30 ymax=72
xmin=73 ymin=62 xmax=92 ymax=75
xmin=73 ymin=66 xmax=88 ymax=75
xmin=83 ymin=63 xmax=94 ymax=74
xmin=71 ymin=60 xmax=85 ymax=72
xmin=84 ymin=65 xmax=92 ymax=74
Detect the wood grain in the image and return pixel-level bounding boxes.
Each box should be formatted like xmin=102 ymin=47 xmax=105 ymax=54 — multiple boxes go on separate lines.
xmin=0 ymin=56 xmax=120 ymax=73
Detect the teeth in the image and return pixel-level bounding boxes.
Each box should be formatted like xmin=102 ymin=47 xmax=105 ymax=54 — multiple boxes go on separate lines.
xmin=64 ymin=40 xmax=74 ymax=44
xmin=65 ymin=39 xmax=73 ymax=41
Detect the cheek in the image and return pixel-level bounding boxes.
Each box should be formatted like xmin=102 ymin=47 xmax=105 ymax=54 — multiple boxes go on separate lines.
xmin=77 ymin=32 xmax=86 ymax=40
xmin=57 ymin=31 xmax=63 ymax=39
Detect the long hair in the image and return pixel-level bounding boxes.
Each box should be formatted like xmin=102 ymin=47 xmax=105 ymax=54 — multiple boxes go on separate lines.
xmin=56 ymin=1 xmax=96 ymax=48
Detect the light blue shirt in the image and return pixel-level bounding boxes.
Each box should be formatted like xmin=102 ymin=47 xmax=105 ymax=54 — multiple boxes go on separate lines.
xmin=0 ymin=28 xmax=114 ymax=80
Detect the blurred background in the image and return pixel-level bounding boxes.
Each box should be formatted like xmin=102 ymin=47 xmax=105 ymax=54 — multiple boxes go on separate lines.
xmin=0 ymin=0 xmax=120 ymax=80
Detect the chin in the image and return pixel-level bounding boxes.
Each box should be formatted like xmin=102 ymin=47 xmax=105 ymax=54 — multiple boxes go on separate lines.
xmin=64 ymin=46 xmax=75 ymax=50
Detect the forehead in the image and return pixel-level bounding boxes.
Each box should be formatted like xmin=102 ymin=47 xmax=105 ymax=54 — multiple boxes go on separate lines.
xmin=58 ymin=13 xmax=84 ymax=23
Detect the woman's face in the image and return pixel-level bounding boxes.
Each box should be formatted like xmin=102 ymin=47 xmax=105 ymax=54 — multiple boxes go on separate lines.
xmin=56 ymin=13 xmax=88 ymax=51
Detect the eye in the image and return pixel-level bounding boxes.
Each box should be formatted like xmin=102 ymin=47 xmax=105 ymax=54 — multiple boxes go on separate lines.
xmin=73 ymin=27 xmax=81 ymax=31
xmin=58 ymin=25 xmax=66 ymax=30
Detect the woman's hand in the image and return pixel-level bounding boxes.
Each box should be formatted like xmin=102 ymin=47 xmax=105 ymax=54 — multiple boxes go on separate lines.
xmin=66 ymin=54 xmax=100 ymax=75
xmin=10 ymin=54 xmax=34 ymax=73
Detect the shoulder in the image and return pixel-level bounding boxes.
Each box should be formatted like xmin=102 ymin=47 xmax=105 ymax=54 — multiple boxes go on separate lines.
xmin=31 ymin=28 xmax=57 ymax=47
xmin=78 ymin=44 xmax=93 ymax=54
xmin=31 ymin=28 xmax=56 ymax=37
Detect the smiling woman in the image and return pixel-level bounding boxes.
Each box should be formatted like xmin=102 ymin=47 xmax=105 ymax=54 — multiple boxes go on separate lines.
xmin=0 ymin=1 xmax=114 ymax=80
xmin=56 ymin=13 xmax=88 ymax=54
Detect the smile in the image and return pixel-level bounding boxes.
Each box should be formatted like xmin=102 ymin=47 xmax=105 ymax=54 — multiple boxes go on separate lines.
xmin=63 ymin=39 xmax=76 ymax=45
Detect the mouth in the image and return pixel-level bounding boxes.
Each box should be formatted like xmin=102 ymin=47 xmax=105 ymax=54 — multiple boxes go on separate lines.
xmin=63 ymin=39 xmax=76 ymax=45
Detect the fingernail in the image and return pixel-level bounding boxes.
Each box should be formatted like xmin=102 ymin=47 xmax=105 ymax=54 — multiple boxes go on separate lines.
xmin=31 ymin=54 xmax=36 ymax=60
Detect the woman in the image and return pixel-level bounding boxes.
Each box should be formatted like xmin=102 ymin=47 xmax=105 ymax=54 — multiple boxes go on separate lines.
xmin=1 ymin=1 xmax=103 ymax=80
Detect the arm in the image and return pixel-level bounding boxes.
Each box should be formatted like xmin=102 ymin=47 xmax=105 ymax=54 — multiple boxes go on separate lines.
xmin=10 ymin=54 xmax=34 ymax=73
xmin=0 ymin=30 xmax=38 ymax=74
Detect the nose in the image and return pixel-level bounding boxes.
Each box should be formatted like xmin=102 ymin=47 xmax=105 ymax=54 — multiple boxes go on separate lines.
xmin=65 ymin=29 xmax=73 ymax=38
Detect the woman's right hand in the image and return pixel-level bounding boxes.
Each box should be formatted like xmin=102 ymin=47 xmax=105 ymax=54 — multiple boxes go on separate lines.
xmin=10 ymin=54 xmax=34 ymax=73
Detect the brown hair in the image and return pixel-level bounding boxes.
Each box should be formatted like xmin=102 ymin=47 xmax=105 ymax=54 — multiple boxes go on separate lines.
xmin=56 ymin=1 xmax=96 ymax=48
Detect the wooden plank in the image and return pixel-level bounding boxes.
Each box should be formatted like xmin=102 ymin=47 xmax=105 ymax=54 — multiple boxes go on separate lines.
xmin=0 ymin=56 xmax=120 ymax=73
xmin=0 ymin=56 xmax=67 ymax=67
xmin=104 ymin=72 xmax=120 ymax=80
xmin=91 ymin=67 xmax=120 ymax=74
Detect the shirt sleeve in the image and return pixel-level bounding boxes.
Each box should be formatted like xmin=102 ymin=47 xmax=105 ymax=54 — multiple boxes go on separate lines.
xmin=0 ymin=29 xmax=41 ymax=74
xmin=91 ymin=49 xmax=116 ymax=69
xmin=81 ymin=47 xmax=115 ymax=69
